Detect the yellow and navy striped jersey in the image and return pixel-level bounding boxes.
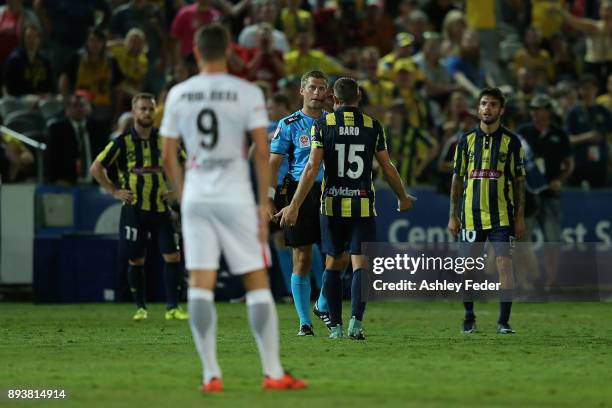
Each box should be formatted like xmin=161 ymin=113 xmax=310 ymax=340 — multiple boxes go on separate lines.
xmin=311 ymin=107 xmax=387 ymax=218
xmin=96 ymin=127 xmax=170 ymax=212
xmin=453 ymin=126 xmax=526 ymax=230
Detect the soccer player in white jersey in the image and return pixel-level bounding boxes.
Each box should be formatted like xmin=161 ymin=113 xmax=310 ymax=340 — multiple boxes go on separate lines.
xmin=160 ymin=23 xmax=306 ymax=393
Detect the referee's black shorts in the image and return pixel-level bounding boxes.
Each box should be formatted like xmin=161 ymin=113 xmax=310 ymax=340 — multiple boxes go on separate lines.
xmin=283 ymin=179 xmax=321 ymax=247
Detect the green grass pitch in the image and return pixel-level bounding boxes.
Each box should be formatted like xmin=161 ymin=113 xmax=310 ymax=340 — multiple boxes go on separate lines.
xmin=2 ymin=301 xmax=612 ymax=407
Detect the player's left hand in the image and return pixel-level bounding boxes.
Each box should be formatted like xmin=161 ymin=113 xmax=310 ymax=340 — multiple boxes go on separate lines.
xmin=398 ymin=194 xmax=417 ymax=211
xmin=162 ymin=191 xmax=178 ymax=204
xmin=277 ymin=205 xmax=298 ymax=228
xmin=514 ymin=216 xmax=526 ymax=239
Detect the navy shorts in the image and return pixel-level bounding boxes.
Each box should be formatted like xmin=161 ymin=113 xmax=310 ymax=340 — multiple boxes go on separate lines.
xmin=459 ymin=226 xmax=514 ymax=257
xmin=119 ymin=204 xmax=180 ymax=260
xmin=320 ymin=215 xmax=377 ymax=256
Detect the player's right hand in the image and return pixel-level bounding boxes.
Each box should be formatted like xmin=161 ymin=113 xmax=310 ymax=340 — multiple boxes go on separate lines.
xmin=267 ymin=199 xmax=278 ymax=223
xmin=113 ymin=189 xmax=134 ymax=204
xmin=448 ymin=215 xmax=461 ymax=236
xmin=398 ymin=194 xmax=417 ymax=211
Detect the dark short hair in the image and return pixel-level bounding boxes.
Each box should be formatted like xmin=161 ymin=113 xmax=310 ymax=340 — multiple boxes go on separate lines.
xmin=195 ymin=23 xmax=229 ymax=62
xmin=132 ymin=93 xmax=156 ymax=108
xmin=300 ymin=70 xmax=328 ymax=88
xmin=333 ymin=77 xmax=360 ymax=104
xmin=478 ymin=87 xmax=506 ymax=107
xmin=271 ymin=93 xmax=291 ymax=111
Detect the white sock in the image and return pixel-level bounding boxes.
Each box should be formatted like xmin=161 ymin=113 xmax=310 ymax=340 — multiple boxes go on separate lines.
xmin=188 ymin=288 xmax=222 ymax=383
xmin=246 ymin=289 xmax=284 ymax=379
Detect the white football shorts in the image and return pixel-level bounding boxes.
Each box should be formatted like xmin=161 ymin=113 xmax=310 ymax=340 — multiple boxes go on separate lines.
xmin=181 ymin=200 xmax=271 ymax=274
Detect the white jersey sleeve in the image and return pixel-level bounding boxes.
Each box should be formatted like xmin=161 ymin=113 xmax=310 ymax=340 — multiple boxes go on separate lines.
xmin=246 ymin=85 xmax=269 ymax=132
xmin=159 ymin=86 xmax=181 ymax=139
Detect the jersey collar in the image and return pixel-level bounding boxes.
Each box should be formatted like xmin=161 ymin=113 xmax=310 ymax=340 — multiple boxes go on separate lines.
xmin=299 ymin=109 xmax=324 ymax=120
xmin=129 ymin=126 xmax=157 ymax=142
xmin=335 ymin=106 xmax=360 ymax=113
xmin=476 ymin=124 xmax=504 ymax=138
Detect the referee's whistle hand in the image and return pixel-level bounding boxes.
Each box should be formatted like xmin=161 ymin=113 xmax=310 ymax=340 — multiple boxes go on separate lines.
xmin=448 ymin=216 xmax=461 ymax=236
xmin=277 ymin=206 xmax=297 ymax=229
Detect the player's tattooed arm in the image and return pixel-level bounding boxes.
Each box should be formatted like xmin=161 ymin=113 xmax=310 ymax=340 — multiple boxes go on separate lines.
xmin=513 ymin=176 xmax=526 ymax=238
xmin=447 ymin=174 xmax=463 ymax=236
xmin=513 ymin=176 xmax=526 ymax=219
xmin=449 ymin=174 xmax=463 ymax=218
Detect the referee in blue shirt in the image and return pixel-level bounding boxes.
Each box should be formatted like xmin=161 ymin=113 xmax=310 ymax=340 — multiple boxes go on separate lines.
xmin=268 ymin=71 xmax=339 ymax=336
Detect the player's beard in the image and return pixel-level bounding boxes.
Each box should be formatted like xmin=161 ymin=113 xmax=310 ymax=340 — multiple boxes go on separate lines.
xmin=136 ymin=118 xmax=153 ymax=128
xmin=481 ymin=113 xmax=500 ymax=125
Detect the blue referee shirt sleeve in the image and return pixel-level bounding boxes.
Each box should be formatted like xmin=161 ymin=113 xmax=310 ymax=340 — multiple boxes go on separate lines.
xmin=270 ymin=121 xmax=291 ymax=155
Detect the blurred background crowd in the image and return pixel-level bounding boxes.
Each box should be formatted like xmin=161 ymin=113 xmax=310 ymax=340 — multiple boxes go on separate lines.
xmin=0 ymin=0 xmax=610 ymax=193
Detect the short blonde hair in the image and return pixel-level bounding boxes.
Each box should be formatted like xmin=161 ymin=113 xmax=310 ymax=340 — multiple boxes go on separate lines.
xmin=131 ymin=93 xmax=156 ymax=108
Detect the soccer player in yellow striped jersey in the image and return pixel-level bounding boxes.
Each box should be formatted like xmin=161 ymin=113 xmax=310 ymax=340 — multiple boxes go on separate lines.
xmin=90 ymin=93 xmax=187 ymax=322
xmin=279 ymin=77 xmax=416 ymax=340
xmin=448 ymin=87 xmax=526 ymax=335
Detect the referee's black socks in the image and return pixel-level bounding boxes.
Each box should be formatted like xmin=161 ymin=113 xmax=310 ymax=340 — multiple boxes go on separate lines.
xmin=164 ymin=262 xmax=182 ymax=310
xmin=128 ymin=264 xmax=146 ymax=309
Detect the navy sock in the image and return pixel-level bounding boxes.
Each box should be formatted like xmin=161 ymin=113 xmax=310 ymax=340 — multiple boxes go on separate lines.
xmin=350 ymin=268 xmax=366 ymax=321
xmin=463 ymin=302 xmax=475 ymax=320
xmin=324 ymin=270 xmax=342 ymax=326
xmin=311 ymin=245 xmax=325 ymax=288
xmin=499 ymin=302 xmax=513 ymax=324
xmin=316 ymin=269 xmax=329 ymax=313
xmin=128 ymin=264 xmax=145 ymax=309
xmin=164 ymin=261 xmax=181 ymax=310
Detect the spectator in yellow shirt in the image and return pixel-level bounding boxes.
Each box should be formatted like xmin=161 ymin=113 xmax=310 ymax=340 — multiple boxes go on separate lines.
xmin=511 ymin=27 xmax=555 ymax=87
xmin=283 ymin=31 xmax=358 ymax=78
xmin=596 ymin=73 xmax=612 ymax=112
xmin=110 ymin=28 xmax=148 ymax=95
xmin=391 ymin=58 xmax=435 ymax=137
xmin=280 ymin=0 xmax=313 ymax=45
xmin=0 ymin=132 xmax=34 ymax=182
xmin=358 ymin=46 xmax=395 ymax=121
xmin=377 ymin=32 xmax=416 ymax=81
xmin=531 ymin=0 xmax=563 ymax=39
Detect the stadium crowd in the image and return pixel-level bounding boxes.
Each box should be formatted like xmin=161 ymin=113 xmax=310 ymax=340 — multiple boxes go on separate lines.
xmin=0 ymin=0 xmax=610 ymax=193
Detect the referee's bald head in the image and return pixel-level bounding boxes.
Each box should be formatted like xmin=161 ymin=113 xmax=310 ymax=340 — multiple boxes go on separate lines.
xmin=333 ymin=77 xmax=360 ymax=105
